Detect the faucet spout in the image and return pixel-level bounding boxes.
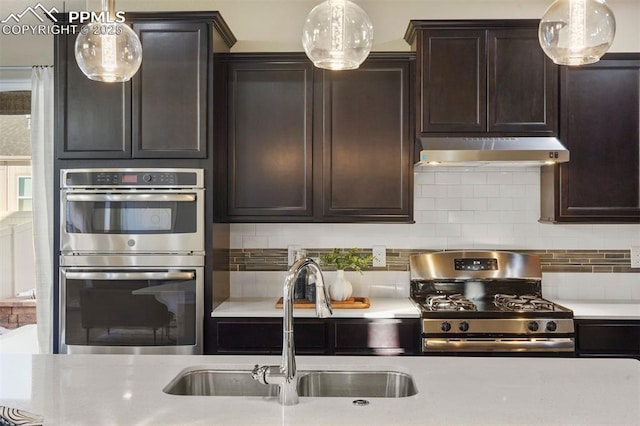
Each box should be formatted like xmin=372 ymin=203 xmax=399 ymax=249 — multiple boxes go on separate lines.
xmin=252 ymin=257 xmax=332 ymax=406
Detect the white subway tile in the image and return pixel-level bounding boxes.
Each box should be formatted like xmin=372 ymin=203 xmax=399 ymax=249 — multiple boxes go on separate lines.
xmin=434 ymin=224 xmax=461 ymax=237
xmin=487 ymin=198 xmax=513 ymax=211
xmin=242 ymin=236 xmax=269 ymax=248
xmin=421 ymin=185 xmax=448 ymax=198
xmin=461 ymin=198 xmax=488 ymax=211
xmin=474 ymin=185 xmax=500 ymax=197
xmin=230 ymin=234 xmax=243 ymax=249
xmin=513 ymin=170 xmax=540 ymax=185
xmin=578 ymin=283 xmax=606 ymax=300
xmin=461 ymin=223 xmax=488 ymax=237
xmin=604 ymin=282 xmax=632 ymax=300
xmin=435 ymin=172 xmax=461 ymax=185
xmin=474 ymin=211 xmax=502 ymax=224
xmin=414 ymin=197 xmax=436 ymax=211
xmin=414 ymin=172 xmax=435 ymax=185
xmin=435 ymin=198 xmax=461 ymax=211
xmin=446 ymin=236 xmax=477 ymax=248
xmin=487 ymin=171 xmax=513 ymax=184
xmin=461 ymin=172 xmax=487 ymax=184
xmin=230 ymin=224 xmax=256 ymax=235
xmin=447 ymin=185 xmax=474 ymax=198
xmin=448 ymin=211 xmax=476 ymax=223
xmin=499 ymin=184 xmax=527 ymax=198
xmin=416 ymin=210 xmax=449 ymax=224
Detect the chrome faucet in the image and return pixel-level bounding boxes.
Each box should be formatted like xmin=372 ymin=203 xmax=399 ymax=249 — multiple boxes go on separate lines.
xmin=252 ymin=257 xmax=333 ymax=405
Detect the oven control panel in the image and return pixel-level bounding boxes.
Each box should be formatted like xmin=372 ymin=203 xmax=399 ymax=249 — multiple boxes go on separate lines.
xmin=62 ymin=169 xmax=203 ymax=188
xmin=454 ymin=258 xmax=498 ymax=271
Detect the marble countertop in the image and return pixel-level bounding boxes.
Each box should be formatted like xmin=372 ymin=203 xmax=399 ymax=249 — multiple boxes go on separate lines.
xmin=211 ymin=297 xmax=421 ymax=318
xmin=0 ymin=354 xmax=638 ymax=425
xmin=553 ymin=299 xmax=640 ymax=320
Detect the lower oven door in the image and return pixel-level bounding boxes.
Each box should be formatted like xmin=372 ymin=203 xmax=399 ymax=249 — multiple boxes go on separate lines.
xmin=59 ymin=266 xmax=203 ymax=354
xmin=423 ymin=337 xmax=575 ymax=353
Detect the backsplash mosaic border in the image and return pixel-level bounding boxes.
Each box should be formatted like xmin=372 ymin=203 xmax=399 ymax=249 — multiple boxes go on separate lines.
xmin=229 ymin=249 xmax=637 ymax=273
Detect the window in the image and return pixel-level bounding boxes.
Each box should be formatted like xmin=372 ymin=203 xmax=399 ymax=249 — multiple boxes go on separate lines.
xmin=17 ymin=175 xmax=32 ymax=211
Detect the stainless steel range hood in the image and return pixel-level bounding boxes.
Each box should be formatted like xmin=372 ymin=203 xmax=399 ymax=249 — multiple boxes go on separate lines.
xmin=415 ymin=137 xmax=569 ymax=167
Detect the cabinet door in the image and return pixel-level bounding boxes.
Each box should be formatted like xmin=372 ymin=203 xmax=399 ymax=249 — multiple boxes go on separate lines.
xmin=320 ymin=58 xmax=413 ymax=221
xmin=543 ymin=57 xmax=640 ymax=222
xmin=227 ymin=60 xmax=314 ymax=219
xmin=132 ymin=22 xmax=209 ymax=158
xmin=333 ymin=319 xmax=421 ymax=355
xmin=55 ymin=32 xmax=131 ymax=159
xmin=487 ymin=29 xmax=557 ymax=134
xmin=417 ymin=30 xmax=486 ymax=133
xmin=576 ymin=320 xmax=640 ymax=359
xmin=213 ymin=318 xmax=327 ymax=354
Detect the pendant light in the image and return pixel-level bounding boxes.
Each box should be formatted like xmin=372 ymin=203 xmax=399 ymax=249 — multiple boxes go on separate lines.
xmin=538 ymin=0 xmax=616 ymax=66
xmin=302 ymin=0 xmax=374 ymax=70
xmin=75 ymin=0 xmax=142 ymax=83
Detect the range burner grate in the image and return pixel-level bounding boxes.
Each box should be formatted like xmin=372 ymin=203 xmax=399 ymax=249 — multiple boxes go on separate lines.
xmin=493 ymin=294 xmax=556 ymax=312
xmin=426 ymin=294 xmax=477 ymax=311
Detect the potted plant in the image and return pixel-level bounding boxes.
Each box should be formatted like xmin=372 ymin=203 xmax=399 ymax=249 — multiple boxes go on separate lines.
xmin=320 ymin=248 xmax=373 ymax=301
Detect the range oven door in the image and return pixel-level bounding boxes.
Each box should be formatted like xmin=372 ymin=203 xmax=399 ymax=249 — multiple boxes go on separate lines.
xmin=59 ymin=262 xmax=203 ymax=354
xmin=60 ymin=190 xmax=204 ymax=254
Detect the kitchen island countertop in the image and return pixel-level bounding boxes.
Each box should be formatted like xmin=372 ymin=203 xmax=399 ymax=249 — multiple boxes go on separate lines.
xmin=0 ymin=353 xmax=638 ymax=425
xmin=211 ymin=297 xmax=421 ymax=318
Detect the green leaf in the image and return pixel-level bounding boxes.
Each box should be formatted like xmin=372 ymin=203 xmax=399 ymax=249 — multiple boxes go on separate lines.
xmin=319 ymin=248 xmax=373 ymax=274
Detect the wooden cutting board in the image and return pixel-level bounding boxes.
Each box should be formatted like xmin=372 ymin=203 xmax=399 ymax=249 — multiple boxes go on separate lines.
xmin=275 ymin=297 xmax=370 ymax=309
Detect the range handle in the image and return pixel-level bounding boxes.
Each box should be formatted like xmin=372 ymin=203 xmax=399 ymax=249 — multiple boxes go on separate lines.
xmin=63 ymin=271 xmax=195 ymax=281
xmin=65 ymin=193 xmax=196 ymax=202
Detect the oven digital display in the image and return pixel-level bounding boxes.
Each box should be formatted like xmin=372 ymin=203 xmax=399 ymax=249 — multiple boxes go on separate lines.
xmin=121 ymin=174 xmax=138 ymax=184
xmin=454 ymin=258 xmax=498 ymax=271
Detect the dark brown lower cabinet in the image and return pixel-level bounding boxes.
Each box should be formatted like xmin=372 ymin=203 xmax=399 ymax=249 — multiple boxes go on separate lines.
xmin=209 ymin=317 xmax=421 ymax=355
xmin=575 ymin=319 xmax=640 ymax=359
xmin=214 ymin=318 xmax=327 ymax=355
xmin=333 ymin=319 xmax=420 ymax=355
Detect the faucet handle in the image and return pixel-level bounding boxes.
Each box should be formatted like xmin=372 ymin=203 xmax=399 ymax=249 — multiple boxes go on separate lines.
xmin=251 ymin=364 xmax=269 ymax=384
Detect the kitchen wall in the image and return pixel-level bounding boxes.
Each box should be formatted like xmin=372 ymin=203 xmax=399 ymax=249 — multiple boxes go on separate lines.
xmin=230 ymin=166 xmax=640 ymax=301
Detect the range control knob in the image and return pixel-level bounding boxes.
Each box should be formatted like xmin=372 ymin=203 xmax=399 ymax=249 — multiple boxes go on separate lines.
xmin=546 ymin=321 xmax=558 ymax=332
xmin=143 ymin=174 xmax=152 ymax=183
xmin=528 ymin=321 xmax=539 ymax=332
xmin=440 ymin=322 xmax=452 ymax=332
xmin=458 ymin=321 xmax=469 ymax=332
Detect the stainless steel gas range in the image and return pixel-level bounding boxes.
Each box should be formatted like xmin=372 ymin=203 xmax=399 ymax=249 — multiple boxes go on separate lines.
xmin=410 ymin=251 xmax=575 ymax=354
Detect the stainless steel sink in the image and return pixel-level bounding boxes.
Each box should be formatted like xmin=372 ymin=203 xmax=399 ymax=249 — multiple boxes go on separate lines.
xmin=164 ymin=367 xmax=417 ymax=398
xmin=297 ymin=370 xmax=418 ymax=398
xmin=163 ymin=367 xmax=279 ymax=397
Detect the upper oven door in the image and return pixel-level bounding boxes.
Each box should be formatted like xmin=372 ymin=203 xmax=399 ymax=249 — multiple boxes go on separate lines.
xmin=60 ymin=189 xmax=204 ymax=254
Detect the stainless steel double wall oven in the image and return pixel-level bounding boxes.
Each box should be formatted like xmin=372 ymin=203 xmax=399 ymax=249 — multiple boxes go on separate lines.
xmin=59 ymin=168 xmax=204 ymax=354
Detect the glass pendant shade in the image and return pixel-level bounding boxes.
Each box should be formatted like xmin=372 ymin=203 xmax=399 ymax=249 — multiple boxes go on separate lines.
xmin=74 ymin=1 xmax=142 ymax=83
xmin=538 ymin=0 xmax=615 ymax=66
xmin=302 ymin=0 xmax=374 ymax=70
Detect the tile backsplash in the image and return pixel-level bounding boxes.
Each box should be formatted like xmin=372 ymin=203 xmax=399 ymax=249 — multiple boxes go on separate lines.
xmin=230 ymin=166 xmax=640 ymax=300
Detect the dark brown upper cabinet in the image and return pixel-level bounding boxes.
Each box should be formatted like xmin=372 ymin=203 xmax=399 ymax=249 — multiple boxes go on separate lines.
xmin=404 ymin=20 xmax=557 ymax=137
xmin=221 ymin=53 xmax=414 ymax=223
xmin=55 ymin=12 xmax=236 ymax=159
xmin=318 ymin=59 xmax=412 ymax=221
xmin=226 ymin=57 xmax=315 ymax=219
xmin=541 ymin=54 xmax=640 ymax=223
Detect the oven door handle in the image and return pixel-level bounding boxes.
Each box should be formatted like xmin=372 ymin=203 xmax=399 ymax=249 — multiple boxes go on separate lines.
xmin=63 ymin=271 xmax=195 ymax=280
xmin=65 ymin=193 xmax=197 ymax=202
